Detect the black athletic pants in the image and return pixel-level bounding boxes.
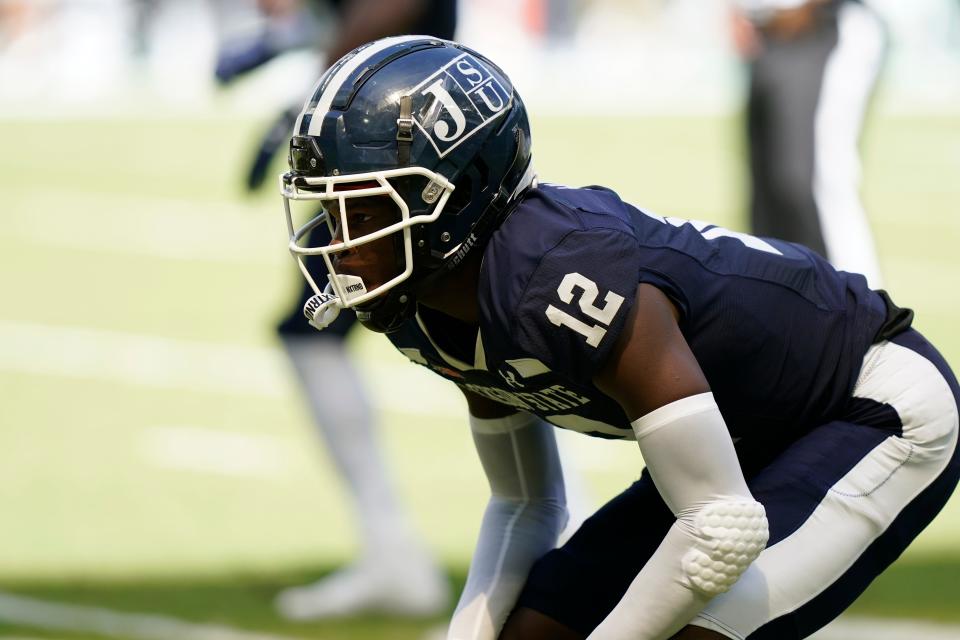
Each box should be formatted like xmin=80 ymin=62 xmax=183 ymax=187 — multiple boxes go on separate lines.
xmin=747 ymin=1 xmax=885 ymax=285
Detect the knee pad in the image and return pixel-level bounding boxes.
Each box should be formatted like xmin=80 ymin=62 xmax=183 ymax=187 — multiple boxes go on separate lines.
xmin=681 ymin=499 xmax=769 ymax=597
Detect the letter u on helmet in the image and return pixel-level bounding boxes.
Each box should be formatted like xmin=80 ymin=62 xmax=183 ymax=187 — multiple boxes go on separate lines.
xmin=280 ymin=36 xmax=534 ymax=333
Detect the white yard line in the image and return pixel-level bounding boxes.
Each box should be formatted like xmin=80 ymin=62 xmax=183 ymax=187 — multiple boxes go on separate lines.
xmin=0 ymin=320 xmax=288 ymax=397
xmin=0 ymin=591 xmax=304 ymax=640
xmin=140 ymin=426 xmax=292 ymax=478
xmin=0 ymin=188 xmax=282 ymax=265
xmin=0 ymin=320 xmax=464 ymax=416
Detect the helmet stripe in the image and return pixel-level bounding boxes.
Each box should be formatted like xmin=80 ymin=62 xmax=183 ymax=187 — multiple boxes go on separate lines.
xmin=303 ymin=35 xmax=426 ymax=137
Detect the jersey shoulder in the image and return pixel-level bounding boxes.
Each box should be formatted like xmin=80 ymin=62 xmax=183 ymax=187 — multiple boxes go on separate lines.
xmin=483 ymin=182 xmax=640 ymax=279
xmin=479 ymin=184 xmax=642 ymax=384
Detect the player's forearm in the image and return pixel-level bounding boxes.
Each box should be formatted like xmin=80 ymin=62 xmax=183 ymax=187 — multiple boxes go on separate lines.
xmin=589 ymin=394 xmax=768 ymax=639
xmin=589 ymin=519 xmax=713 ymax=640
xmin=448 ymin=496 xmax=566 ymax=640
xmin=449 ymin=413 xmax=568 ymax=640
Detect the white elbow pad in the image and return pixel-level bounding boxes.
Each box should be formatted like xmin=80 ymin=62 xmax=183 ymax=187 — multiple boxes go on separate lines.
xmin=632 ymin=393 xmax=770 ymax=597
xmin=579 ymin=395 xmax=770 ymax=639
xmin=680 ymin=499 xmax=768 ymax=597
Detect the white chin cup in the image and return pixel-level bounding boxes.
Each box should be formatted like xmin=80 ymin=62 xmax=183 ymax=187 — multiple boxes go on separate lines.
xmin=303 ymin=288 xmax=342 ymax=331
xmin=302 ymin=275 xmax=370 ymax=332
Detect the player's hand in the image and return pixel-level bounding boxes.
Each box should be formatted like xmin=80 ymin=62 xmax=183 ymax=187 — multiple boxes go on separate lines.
xmin=764 ymin=1 xmax=824 ymax=41
xmin=245 ymin=104 xmax=301 ymax=192
xmin=729 ymin=9 xmax=761 ymax=59
xmin=257 ymin=0 xmax=301 ymax=18
xmin=214 ymin=36 xmax=280 ymax=85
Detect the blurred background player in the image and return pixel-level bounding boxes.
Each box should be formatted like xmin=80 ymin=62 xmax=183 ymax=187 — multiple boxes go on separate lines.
xmin=214 ymin=0 xmax=457 ymax=621
xmin=731 ymin=0 xmax=886 ymax=287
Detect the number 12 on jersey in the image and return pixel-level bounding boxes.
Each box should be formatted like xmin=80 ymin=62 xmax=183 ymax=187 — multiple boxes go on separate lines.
xmin=545 ymin=272 xmax=625 ymax=348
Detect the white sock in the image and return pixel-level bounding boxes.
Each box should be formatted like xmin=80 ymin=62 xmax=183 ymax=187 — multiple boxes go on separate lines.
xmin=281 ymin=336 xmax=435 ymax=563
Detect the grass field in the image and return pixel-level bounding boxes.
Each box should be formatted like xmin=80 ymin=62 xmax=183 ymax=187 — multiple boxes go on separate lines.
xmin=1 ymin=112 xmax=959 ymax=639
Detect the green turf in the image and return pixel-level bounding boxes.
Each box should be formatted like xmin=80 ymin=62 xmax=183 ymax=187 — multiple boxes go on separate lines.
xmin=0 ymin=557 xmax=956 ymax=640
xmin=1 ymin=112 xmax=959 ymax=638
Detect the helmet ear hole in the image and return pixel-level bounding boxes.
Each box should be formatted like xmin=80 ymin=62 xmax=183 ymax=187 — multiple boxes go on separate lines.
xmin=448 ymin=171 xmax=474 ymax=215
xmin=473 ymin=157 xmax=490 ymax=193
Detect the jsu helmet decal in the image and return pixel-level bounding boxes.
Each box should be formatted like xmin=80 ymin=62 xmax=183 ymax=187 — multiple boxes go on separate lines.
xmin=411 ymin=53 xmax=511 ymax=158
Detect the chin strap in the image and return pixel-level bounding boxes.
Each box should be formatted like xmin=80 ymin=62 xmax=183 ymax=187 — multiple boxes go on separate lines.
xmin=436 ymin=127 xmax=533 ymax=279
xmin=371 ymin=127 xmax=535 ymax=332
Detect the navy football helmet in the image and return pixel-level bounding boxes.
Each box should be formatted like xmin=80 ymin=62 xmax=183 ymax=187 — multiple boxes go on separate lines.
xmin=280 ymin=36 xmax=534 ymax=333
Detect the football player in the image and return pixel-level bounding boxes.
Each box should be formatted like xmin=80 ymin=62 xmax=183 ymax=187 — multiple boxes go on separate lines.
xmin=222 ymin=2 xmax=596 ymax=620
xmin=279 ymin=37 xmax=960 ymax=639
xmin=216 ymin=0 xmax=457 ymax=621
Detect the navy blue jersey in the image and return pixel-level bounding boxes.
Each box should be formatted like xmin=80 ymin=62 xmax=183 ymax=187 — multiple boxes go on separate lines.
xmin=386 ymin=184 xmax=892 ymax=443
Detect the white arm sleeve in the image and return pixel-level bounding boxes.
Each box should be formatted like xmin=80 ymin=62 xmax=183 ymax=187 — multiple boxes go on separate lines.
xmin=447 ymin=412 xmax=568 ymax=640
xmin=588 ymin=393 xmax=768 ymax=640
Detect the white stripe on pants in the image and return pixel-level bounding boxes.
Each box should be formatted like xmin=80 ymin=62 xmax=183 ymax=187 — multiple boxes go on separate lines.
xmin=690 ymin=340 xmax=959 ymax=639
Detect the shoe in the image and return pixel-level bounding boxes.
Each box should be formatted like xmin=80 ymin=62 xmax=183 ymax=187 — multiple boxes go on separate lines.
xmin=275 ymin=558 xmax=450 ymax=620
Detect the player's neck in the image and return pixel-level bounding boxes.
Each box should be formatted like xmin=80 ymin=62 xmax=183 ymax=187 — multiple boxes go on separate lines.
xmin=417 ymin=252 xmax=482 ymax=326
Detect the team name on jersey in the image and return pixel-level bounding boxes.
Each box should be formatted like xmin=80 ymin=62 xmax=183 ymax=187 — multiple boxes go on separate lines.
xmin=462 ymin=382 xmax=591 ymax=413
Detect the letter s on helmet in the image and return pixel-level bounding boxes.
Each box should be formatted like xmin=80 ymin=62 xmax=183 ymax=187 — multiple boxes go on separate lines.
xmin=280 ymin=36 xmax=534 ymax=333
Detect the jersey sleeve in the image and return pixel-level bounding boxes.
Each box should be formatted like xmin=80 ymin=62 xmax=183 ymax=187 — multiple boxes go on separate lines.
xmin=513 ymin=228 xmax=641 ymax=386
xmin=634 ymin=262 xmax=691 ymax=325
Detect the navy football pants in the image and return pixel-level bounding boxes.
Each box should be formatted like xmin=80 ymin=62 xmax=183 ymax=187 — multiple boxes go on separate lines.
xmin=516 ymin=329 xmax=960 ymax=639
